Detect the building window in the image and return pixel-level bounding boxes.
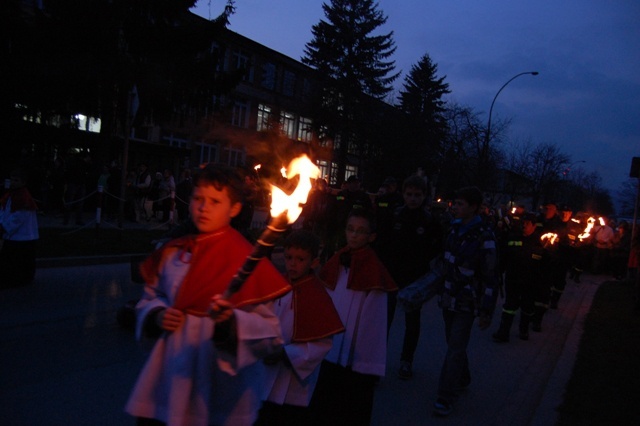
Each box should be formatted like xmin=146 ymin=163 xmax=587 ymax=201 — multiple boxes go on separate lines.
xmin=302 ymin=78 xmax=312 ymax=99
xmin=317 ymin=160 xmax=330 ymax=182
xmin=297 ymin=116 xmax=313 ymax=142
xmin=261 ymin=62 xmax=276 ymax=90
xmin=224 ymin=148 xmax=245 ymax=167
xmin=197 ymin=142 xmax=217 ymax=165
xmin=232 ymin=49 xmax=252 ymax=81
xmin=280 ymin=110 xmax=296 ymax=139
xmin=330 ymin=162 xmax=339 ymax=186
xmin=282 ymin=70 xmax=296 ymax=96
xmin=74 ymin=114 xmax=101 ymax=133
xmin=257 ymin=103 xmax=272 ymax=131
xmin=231 ymin=100 xmax=249 ymax=128
xmin=345 ymin=165 xmax=358 ymax=183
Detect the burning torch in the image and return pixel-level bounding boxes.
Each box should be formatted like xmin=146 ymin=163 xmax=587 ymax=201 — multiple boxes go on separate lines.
xmin=540 ymin=232 xmax=559 ymax=249
xmin=222 ymin=155 xmax=320 ymax=299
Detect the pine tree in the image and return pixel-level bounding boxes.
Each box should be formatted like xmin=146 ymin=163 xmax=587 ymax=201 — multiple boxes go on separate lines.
xmin=303 ymin=0 xmax=398 ymax=98
xmin=302 ymin=0 xmax=399 ymax=183
xmin=397 ymin=54 xmax=450 ymax=176
xmin=399 ymin=54 xmax=450 ymax=127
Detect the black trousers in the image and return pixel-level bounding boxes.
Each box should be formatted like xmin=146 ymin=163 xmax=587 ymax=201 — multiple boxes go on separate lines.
xmin=0 ymin=239 xmax=37 ymax=288
xmin=309 ymin=361 xmax=377 ymax=426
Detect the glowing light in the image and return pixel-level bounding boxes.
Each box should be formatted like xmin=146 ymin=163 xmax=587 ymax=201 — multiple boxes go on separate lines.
xmin=540 ymin=233 xmax=559 ymax=245
xmin=579 ymin=217 xmax=596 ymax=241
xmin=270 ymin=155 xmax=320 ymax=223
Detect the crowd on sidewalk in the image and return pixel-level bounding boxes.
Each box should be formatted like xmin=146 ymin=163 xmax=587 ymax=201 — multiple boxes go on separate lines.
xmin=2 ymin=160 xmax=638 ymax=425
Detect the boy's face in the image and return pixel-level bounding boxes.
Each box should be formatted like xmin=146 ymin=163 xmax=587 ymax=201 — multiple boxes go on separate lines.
xmin=345 ymin=216 xmax=375 ymax=250
xmin=522 ymin=220 xmax=536 ymax=236
xmin=452 ymin=198 xmax=476 ymax=222
xmin=10 ymin=176 xmax=26 ymax=189
xmin=189 ymin=184 xmax=242 ymax=233
xmin=284 ymin=247 xmax=319 ymax=281
xmin=403 ymin=186 xmax=425 ymax=209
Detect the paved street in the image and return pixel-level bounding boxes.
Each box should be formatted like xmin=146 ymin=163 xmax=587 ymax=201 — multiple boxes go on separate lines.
xmin=0 ymin=257 xmax=605 ymax=425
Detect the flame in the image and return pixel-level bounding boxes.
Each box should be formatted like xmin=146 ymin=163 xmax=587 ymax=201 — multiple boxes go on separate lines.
xmin=578 ymin=217 xmax=596 ymax=241
xmin=280 ymin=166 xmax=287 ymax=178
xmin=270 ymin=155 xmax=320 ymax=223
xmin=254 ymin=164 xmax=261 ymax=171
xmin=511 ymin=207 xmax=516 ymax=214
xmin=540 ymin=232 xmax=559 ymax=245
xmin=598 ymin=217 xmax=605 ymax=226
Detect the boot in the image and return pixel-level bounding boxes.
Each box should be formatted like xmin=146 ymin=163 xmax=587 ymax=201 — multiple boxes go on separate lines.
xmin=531 ymin=306 xmax=547 ymax=332
xmin=492 ymin=311 xmax=514 ymax=343
xmin=519 ymin=313 xmax=532 ymax=340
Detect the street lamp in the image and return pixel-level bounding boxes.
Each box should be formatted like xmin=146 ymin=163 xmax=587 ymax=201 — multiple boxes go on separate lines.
xmin=486 ymin=71 xmax=539 ymax=146
xmin=479 ymin=71 xmax=538 ymax=188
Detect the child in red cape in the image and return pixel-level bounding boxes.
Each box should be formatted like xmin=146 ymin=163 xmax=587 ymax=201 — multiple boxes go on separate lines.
xmin=125 ymin=164 xmax=291 ymax=426
xmin=0 ymin=168 xmax=39 ymax=288
xmin=257 ymin=230 xmax=344 ymax=426
xmin=310 ymin=208 xmax=397 ymax=426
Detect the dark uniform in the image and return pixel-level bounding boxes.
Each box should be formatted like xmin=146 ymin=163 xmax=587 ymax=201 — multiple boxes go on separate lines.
xmin=534 ymin=209 xmax=565 ymax=330
xmin=381 ymin=204 xmax=443 ymax=368
xmin=493 ymin=214 xmax=547 ymax=342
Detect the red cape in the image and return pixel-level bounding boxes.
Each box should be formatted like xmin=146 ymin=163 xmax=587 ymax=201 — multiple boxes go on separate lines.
xmin=140 ymin=226 xmax=291 ymax=314
xmin=1 ymin=187 xmax=37 ymax=212
xmin=289 ymin=274 xmax=345 ymax=343
xmin=320 ymin=246 xmax=397 ymax=292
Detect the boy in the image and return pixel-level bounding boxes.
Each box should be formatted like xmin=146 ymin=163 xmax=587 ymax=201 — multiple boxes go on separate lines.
xmin=431 ymin=186 xmax=498 ymax=416
xmin=256 ymin=230 xmax=344 ymax=426
xmin=378 ymin=175 xmax=443 ymax=379
xmin=0 ymin=169 xmax=39 ymax=288
xmin=125 ymin=164 xmax=291 ymax=426
xmin=310 ymin=209 xmax=397 ymax=426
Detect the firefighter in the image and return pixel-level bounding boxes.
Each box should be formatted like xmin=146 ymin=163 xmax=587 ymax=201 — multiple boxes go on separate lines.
xmin=493 ymin=213 xmax=547 ymax=342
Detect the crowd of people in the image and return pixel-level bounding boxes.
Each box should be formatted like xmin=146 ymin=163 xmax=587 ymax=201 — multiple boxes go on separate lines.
xmin=2 ymin=160 xmax=638 ymax=424
xmin=118 ymin=165 xmax=638 ymax=425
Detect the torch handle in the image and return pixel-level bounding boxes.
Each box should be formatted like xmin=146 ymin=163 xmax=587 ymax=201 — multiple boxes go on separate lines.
xmin=222 ymin=218 xmax=288 ymax=299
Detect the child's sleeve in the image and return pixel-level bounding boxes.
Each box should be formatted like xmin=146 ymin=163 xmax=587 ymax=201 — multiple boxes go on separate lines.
xmin=134 ymin=282 xmax=171 ymax=340
xmin=216 ymin=301 xmax=284 ymax=374
xmin=284 ymin=338 xmax=333 ymax=381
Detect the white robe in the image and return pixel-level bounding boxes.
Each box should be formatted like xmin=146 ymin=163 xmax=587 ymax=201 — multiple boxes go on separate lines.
xmin=324 ymin=267 xmax=387 ymax=377
xmin=125 ymin=251 xmax=283 ymax=426
xmin=262 ymin=291 xmax=333 ymax=407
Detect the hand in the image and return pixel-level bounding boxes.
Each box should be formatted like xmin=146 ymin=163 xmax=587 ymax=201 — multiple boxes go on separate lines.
xmin=209 ymin=294 xmax=234 ymax=323
xmin=478 ymin=314 xmax=492 ymax=330
xmin=157 ymin=307 xmax=185 ymax=332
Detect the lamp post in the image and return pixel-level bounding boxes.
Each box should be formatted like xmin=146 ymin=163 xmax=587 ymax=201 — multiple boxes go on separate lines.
xmin=480 ymin=71 xmax=538 ymax=188
xmin=486 ymin=71 xmax=539 ymax=148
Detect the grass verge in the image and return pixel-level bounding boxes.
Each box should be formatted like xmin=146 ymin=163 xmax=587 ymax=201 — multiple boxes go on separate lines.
xmin=557 ymin=279 xmax=640 ymax=425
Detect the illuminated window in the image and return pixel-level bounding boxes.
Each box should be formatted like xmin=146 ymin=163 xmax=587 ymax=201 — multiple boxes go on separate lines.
xmin=298 ymin=116 xmax=313 ymax=142
xmin=196 ymin=142 xmax=217 ymax=164
xmin=75 ymin=114 xmax=101 ymax=133
xmin=280 ymin=110 xmax=296 ymax=139
xmin=257 ymin=104 xmax=272 ymax=131
xmin=345 ymin=165 xmax=358 ymax=183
